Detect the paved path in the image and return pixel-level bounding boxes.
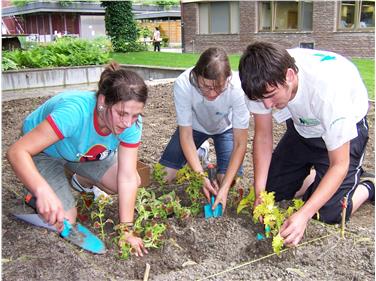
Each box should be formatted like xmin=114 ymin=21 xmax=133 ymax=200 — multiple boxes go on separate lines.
xmin=2 ymin=78 xmax=175 ymax=102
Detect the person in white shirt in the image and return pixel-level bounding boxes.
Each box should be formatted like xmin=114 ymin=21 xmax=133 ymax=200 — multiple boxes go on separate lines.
xmin=239 ymin=41 xmax=373 ymax=246
xmin=159 ymin=47 xmax=252 ymax=210
xmin=152 ymin=27 xmax=161 ymax=52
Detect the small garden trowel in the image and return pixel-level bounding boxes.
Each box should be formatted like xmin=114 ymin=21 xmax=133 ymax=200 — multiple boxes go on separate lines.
xmin=204 ymin=195 xmax=223 ymax=219
xmin=203 ymin=163 xmax=223 ymax=219
xmin=14 ymin=213 xmax=106 ymax=254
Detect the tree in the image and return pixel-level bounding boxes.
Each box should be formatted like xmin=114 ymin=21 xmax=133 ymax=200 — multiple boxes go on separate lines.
xmin=101 ymin=1 xmax=140 ymax=52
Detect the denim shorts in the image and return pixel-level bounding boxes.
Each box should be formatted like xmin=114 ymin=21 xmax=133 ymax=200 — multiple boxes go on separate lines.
xmin=159 ymin=127 xmax=243 ymax=175
xmin=29 ymin=151 xmax=116 ymax=211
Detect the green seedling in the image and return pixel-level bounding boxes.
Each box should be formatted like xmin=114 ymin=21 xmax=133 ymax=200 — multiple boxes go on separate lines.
xmin=114 ymin=234 xmax=133 ymax=260
xmin=91 ymin=194 xmax=114 ymax=240
xmin=76 ymin=192 xmax=94 ymax=222
xmin=152 ymin=163 xmax=167 ymax=187
xmin=227 ymin=176 xmax=244 ymax=209
xmin=236 ymin=187 xmax=255 ymax=214
xmin=143 ymin=222 xmax=167 ymax=248
xmin=238 ymin=190 xmax=304 ymax=255
xmin=176 ymin=165 xmax=205 ymax=216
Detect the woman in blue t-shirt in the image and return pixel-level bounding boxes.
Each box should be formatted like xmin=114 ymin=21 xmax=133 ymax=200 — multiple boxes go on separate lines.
xmin=7 ymin=62 xmax=149 ymax=257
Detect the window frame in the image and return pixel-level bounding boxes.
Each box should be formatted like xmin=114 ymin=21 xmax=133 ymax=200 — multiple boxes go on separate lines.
xmin=258 ymin=1 xmax=313 ymax=32
xmin=198 ymin=1 xmax=240 ymax=35
xmin=338 ymin=0 xmax=375 ymax=31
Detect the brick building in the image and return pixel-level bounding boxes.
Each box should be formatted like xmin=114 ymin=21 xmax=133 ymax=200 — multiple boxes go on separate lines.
xmin=181 ymin=1 xmax=375 ymax=58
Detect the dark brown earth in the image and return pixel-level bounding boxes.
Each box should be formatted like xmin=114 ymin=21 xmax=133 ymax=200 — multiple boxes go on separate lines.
xmin=2 ymin=82 xmax=375 ymax=280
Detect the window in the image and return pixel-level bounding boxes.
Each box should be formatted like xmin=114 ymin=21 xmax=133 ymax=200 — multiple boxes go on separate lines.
xmin=199 ymin=1 xmax=239 ymax=34
xmin=339 ymin=1 xmax=375 ymax=30
xmin=300 ymin=42 xmax=314 ymax=49
xmin=259 ymin=1 xmax=313 ymax=32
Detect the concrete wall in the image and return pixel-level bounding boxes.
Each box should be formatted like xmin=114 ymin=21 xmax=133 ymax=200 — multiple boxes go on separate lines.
xmin=2 ymin=65 xmax=185 ymax=91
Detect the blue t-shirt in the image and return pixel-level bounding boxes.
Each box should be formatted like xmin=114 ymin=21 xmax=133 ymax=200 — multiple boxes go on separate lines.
xmin=23 ymin=90 xmax=142 ymax=162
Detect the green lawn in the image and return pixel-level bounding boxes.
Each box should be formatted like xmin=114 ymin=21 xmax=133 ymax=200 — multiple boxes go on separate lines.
xmin=352 ymin=58 xmax=375 ymax=100
xmin=111 ymin=52 xmax=375 ymax=100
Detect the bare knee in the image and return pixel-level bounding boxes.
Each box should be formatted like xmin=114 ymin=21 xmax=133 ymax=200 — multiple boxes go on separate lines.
xmin=164 ymin=167 xmax=178 ymax=183
xmin=351 ymin=183 xmax=370 ymax=214
xmin=64 ymin=207 xmax=77 ymax=225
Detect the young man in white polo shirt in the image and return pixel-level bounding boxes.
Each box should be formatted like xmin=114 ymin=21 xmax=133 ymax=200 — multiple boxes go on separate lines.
xmin=239 ymin=41 xmax=373 ymax=246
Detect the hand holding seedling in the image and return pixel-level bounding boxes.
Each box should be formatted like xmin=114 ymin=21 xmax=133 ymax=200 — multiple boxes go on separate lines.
xmin=34 ymin=187 xmax=65 ymax=230
xmin=280 ymin=210 xmax=310 ymax=247
xmin=125 ymin=233 xmax=148 ymax=257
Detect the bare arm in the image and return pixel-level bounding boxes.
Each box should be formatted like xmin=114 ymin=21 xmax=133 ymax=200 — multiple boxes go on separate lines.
xmin=297 ymin=142 xmax=349 ymax=219
xmin=179 ymin=125 xmax=217 ymax=200
xmin=179 ymin=126 xmax=204 ymax=173
xmin=281 ymin=142 xmax=350 ymax=246
xmin=253 ymin=113 xmax=273 ymax=199
xmin=213 ymin=128 xmax=248 ymax=210
xmin=117 ymin=145 xmax=140 ymax=223
xmin=7 ymin=120 xmax=65 ymax=227
xmin=117 ymin=144 xmax=148 ymax=256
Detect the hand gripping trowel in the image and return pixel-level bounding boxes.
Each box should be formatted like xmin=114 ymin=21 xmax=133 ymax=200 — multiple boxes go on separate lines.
xmin=14 ymin=194 xmax=106 ymax=254
xmin=204 ymin=164 xmax=223 ymax=219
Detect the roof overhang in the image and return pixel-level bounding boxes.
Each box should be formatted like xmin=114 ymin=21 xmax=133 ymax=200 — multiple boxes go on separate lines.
xmin=2 ymin=2 xmax=181 ymax=19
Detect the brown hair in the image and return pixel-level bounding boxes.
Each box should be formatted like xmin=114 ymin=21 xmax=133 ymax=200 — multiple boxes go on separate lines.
xmin=189 ymin=47 xmax=232 ymax=90
xmin=97 ymin=61 xmax=148 ymax=106
xmin=239 ymin=41 xmax=298 ymax=100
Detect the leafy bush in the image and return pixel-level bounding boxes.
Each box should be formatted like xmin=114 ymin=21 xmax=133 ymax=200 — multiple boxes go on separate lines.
xmin=2 ymin=37 xmax=112 ymax=71
xmin=161 ymin=36 xmax=169 ymax=47
xmin=112 ymin=39 xmax=147 ymax=53
xmin=102 ymin=1 xmax=142 ymax=52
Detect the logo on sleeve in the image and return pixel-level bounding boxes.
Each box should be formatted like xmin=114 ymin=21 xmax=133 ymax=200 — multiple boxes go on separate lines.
xmin=299 ymin=117 xmax=320 ymax=126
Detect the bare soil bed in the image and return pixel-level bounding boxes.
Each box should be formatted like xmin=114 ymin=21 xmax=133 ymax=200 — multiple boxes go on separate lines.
xmin=2 ymin=83 xmax=375 ymax=281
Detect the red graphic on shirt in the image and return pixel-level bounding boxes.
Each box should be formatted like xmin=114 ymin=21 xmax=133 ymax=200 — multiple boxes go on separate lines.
xmin=80 ymin=145 xmax=110 ymax=162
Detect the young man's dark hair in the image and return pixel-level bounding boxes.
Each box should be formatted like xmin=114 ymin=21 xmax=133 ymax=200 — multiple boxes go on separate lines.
xmin=238 ymin=41 xmax=298 ymax=101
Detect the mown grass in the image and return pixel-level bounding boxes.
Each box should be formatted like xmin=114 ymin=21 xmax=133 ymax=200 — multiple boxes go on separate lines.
xmin=111 ymin=52 xmax=374 ymax=99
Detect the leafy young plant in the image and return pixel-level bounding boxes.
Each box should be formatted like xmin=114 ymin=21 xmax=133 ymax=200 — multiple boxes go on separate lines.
xmin=176 ymin=165 xmax=205 ymax=216
xmin=237 ymin=189 xmax=304 ymax=255
xmin=236 ymin=187 xmax=255 ymax=214
xmin=152 ymin=163 xmax=167 ymax=187
xmin=253 ymin=191 xmax=304 ymax=254
xmin=91 ymin=194 xmax=114 ymax=240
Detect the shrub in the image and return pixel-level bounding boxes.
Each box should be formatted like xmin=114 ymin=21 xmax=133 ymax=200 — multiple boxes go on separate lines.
xmin=112 ymin=39 xmax=147 ymax=53
xmin=101 ymin=1 xmax=142 ymax=52
xmin=2 ymin=37 xmax=112 ymax=71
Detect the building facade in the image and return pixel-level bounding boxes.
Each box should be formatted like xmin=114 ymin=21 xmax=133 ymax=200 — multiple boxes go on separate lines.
xmin=2 ymin=1 xmax=181 ymax=44
xmin=181 ymin=0 xmax=375 ymax=58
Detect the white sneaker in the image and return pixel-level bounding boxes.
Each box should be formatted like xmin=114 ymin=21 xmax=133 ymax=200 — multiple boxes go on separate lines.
xmin=71 ymin=173 xmax=110 ymax=201
xmin=197 ymin=140 xmax=210 ymax=167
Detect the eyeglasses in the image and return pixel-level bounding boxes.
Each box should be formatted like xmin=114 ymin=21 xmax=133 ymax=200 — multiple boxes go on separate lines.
xmin=197 ymin=79 xmax=229 ymax=96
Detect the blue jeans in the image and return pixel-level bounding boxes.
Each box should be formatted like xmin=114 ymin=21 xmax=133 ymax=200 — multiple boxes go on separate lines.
xmin=159 ymin=128 xmax=243 ymax=175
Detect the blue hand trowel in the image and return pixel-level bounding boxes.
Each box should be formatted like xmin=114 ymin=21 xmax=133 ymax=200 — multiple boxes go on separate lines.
xmin=204 ymin=195 xmax=223 ymax=219
xmin=204 ymin=163 xmax=223 ymax=219
xmin=14 ymin=213 xmax=106 ymax=254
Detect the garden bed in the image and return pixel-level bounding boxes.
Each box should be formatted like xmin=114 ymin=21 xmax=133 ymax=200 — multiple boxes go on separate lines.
xmin=2 ymin=82 xmax=374 ymax=280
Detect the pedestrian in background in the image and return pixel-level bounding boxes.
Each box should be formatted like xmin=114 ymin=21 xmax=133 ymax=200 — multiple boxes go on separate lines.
xmin=152 ymin=27 xmax=161 ymax=52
